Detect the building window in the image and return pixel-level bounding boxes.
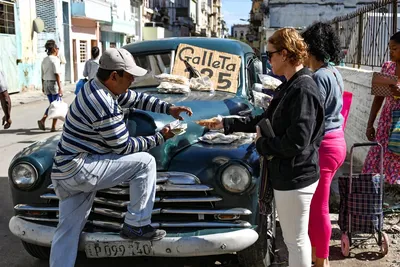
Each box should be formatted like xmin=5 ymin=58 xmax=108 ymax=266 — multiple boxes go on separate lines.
xmin=240 ymin=31 xmax=244 ymax=39
xmin=131 ymin=0 xmax=139 ymax=20
xmin=234 ymin=31 xmax=237 ymax=38
xmin=80 ymin=41 xmax=87 ymax=63
xmin=0 ymin=1 xmax=15 ymax=34
xmin=35 ymin=0 xmax=56 ymax=32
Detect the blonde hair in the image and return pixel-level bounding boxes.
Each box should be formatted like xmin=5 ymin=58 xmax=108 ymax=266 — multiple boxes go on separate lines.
xmin=268 ymin=28 xmax=308 ymax=65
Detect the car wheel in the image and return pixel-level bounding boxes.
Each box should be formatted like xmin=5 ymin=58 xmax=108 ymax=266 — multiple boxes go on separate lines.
xmin=21 ymin=241 xmax=50 ymax=260
xmin=237 ymin=202 xmax=276 ymax=267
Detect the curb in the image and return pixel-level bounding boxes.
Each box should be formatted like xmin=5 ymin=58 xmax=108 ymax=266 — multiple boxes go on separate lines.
xmin=10 ymin=84 xmax=76 ymax=108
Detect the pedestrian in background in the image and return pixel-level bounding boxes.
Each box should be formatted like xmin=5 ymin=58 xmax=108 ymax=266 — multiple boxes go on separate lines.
xmin=302 ymin=22 xmax=347 ymax=267
xmin=363 ymin=31 xmax=400 ymax=184
xmin=0 ymin=70 xmax=12 ymax=129
xmin=38 ymin=40 xmax=63 ymax=132
xmin=83 ymin=46 xmax=100 ymax=80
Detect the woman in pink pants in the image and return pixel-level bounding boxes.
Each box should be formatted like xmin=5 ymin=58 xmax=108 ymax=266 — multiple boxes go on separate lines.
xmin=302 ymin=22 xmax=348 ymax=267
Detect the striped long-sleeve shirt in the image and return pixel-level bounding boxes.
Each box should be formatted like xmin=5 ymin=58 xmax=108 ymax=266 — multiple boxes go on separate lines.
xmin=52 ymin=78 xmax=172 ymax=179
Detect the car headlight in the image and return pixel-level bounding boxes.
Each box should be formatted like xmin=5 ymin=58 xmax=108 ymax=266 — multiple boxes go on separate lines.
xmin=221 ymin=164 xmax=251 ymax=193
xmin=11 ymin=163 xmax=38 ymax=190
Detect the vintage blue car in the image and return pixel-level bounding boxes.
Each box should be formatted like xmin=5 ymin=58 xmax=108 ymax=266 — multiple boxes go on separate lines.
xmin=8 ymin=37 xmax=275 ymax=267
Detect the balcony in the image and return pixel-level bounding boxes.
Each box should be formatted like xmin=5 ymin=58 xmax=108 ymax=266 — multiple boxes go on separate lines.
xmin=71 ymin=0 xmax=112 ymax=22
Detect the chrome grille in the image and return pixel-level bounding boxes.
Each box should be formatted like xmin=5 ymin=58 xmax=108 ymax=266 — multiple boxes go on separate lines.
xmin=15 ymin=172 xmax=252 ymax=231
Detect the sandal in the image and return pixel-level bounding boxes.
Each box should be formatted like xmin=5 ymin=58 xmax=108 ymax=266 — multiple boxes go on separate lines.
xmin=37 ymin=120 xmax=45 ymax=131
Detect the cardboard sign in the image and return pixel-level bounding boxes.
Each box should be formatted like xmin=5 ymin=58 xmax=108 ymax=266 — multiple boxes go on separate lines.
xmin=172 ymin=44 xmax=241 ymax=93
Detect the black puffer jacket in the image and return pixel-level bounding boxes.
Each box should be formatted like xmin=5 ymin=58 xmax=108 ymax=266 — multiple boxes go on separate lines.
xmin=224 ymin=67 xmax=325 ymax=191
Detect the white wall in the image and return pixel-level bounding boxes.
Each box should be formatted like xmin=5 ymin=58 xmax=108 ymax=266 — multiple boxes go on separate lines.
xmin=267 ymin=0 xmax=379 ymax=29
xmin=337 ymin=66 xmax=376 ymax=164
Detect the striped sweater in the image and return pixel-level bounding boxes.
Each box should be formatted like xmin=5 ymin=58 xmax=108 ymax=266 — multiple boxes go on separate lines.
xmin=52 ymin=78 xmax=172 ymax=179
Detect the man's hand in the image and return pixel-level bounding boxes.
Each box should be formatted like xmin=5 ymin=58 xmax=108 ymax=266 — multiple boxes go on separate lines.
xmin=160 ymin=126 xmax=175 ymax=140
xmin=169 ymin=106 xmax=193 ymax=120
xmin=58 ymin=89 xmax=63 ymax=97
xmin=2 ymin=116 xmax=11 ymax=129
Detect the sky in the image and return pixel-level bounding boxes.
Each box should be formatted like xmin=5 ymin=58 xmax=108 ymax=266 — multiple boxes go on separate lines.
xmin=221 ymin=0 xmax=252 ymax=35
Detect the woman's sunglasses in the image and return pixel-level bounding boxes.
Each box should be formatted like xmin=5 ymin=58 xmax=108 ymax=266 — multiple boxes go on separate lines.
xmin=266 ymin=50 xmax=282 ymax=60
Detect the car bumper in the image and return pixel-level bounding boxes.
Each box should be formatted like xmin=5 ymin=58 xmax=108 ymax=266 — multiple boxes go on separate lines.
xmin=9 ymin=216 xmax=259 ymax=257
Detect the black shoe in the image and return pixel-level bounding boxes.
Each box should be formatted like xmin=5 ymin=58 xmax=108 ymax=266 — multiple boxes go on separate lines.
xmin=120 ymin=223 xmax=166 ymax=241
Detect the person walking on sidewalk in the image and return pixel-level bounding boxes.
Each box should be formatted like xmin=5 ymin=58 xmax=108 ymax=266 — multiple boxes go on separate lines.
xmin=302 ymin=22 xmax=347 ymax=267
xmin=0 ymin=70 xmax=12 ymax=129
xmin=38 ymin=40 xmax=63 ymax=132
xmin=49 ymin=47 xmax=193 ymax=267
xmin=363 ymin=31 xmax=400 ymax=185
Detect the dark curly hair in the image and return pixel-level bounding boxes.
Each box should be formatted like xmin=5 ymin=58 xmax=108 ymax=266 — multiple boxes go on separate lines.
xmin=301 ymin=22 xmax=341 ymax=64
xmin=390 ymin=31 xmax=400 ymax=43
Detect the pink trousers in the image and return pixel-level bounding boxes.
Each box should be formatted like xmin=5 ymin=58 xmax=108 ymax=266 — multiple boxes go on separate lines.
xmin=309 ymin=129 xmax=346 ymax=258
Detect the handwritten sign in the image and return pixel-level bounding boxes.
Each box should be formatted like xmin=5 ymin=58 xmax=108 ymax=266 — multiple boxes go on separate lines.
xmin=172 ymin=44 xmax=241 ymax=93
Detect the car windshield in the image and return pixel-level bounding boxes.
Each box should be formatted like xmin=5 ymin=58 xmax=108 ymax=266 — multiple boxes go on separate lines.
xmin=131 ymin=52 xmax=172 ymax=88
xmin=131 ymin=49 xmax=242 ymax=94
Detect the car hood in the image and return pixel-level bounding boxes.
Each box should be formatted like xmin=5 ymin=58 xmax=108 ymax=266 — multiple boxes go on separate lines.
xmin=133 ymin=89 xmax=254 ymax=170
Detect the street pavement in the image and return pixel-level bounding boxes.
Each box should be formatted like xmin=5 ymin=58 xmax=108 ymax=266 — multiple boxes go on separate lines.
xmin=1 ymin=88 xmax=398 ymax=267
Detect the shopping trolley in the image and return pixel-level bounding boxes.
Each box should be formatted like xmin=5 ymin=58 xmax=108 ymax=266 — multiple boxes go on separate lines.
xmin=338 ymin=142 xmax=389 ymax=257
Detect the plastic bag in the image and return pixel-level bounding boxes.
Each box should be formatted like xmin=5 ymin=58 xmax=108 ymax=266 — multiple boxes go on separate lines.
xmin=258 ymin=74 xmax=282 ymax=90
xmin=198 ymin=130 xmax=256 ymax=144
xmin=47 ymin=98 xmax=69 ymax=121
xmin=253 ymin=91 xmax=273 ymax=110
xmin=155 ymin=74 xmax=190 ymax=86
xmin=157 ymin=82 xmax=191 ymax=94
xmin=189 ymin=76 xmax=214 ymax=92
xmin=75 ymin=78 xmax=88 ymax=95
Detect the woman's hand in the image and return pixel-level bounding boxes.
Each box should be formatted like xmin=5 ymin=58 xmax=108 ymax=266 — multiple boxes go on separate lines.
xmin=196 ymin=117 xmax=223 ymax=130
xmin=389 ymin=84 xmax=400 ymax=97
xmin=366 ymin=126 xmax=376 ymax=141
xmin=255 ymin=126 xmax=262 ymax=143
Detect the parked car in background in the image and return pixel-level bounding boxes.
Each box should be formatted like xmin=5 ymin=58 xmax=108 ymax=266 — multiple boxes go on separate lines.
xmin=8 ymin=37 xmax=276 ymax=267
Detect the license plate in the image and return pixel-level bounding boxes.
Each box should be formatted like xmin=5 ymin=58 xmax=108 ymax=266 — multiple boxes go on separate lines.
xmin=85 ymin=240 xmax=153 ymax=258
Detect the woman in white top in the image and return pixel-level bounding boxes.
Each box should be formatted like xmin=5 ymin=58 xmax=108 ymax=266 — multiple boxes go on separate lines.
xmin=83 ymin=46 xmax=100 ymax=80
xmin=38 ymin=40 xmax=63 ymax=132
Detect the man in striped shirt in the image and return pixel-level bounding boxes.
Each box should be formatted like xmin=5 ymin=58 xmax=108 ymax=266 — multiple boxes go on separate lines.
xmin=50 ymin=48 xmax=193 ymax=267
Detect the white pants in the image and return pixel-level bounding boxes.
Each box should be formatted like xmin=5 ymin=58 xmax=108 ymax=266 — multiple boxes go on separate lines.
xmin=274 ymin=180 xmax=318 ymax=267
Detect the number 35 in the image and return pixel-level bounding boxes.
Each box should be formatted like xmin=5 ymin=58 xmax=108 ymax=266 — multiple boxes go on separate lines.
xmin=200 ymin=69 xmax=232 ymax=90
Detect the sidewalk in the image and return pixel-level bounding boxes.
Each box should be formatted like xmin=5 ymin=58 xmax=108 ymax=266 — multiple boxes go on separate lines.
xmin=9 ymin=83 xmax=76 ymax=107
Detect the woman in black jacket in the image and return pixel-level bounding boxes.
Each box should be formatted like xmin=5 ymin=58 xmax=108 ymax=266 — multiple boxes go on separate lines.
xmin=207 ymin=28 xmax=325 ymax=267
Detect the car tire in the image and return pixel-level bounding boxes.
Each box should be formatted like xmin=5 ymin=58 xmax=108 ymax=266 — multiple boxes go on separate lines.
xmin=237 ymin=202 xmax=276 ymax=267
xmin=21 ymin=241 xmax=50 ymax=260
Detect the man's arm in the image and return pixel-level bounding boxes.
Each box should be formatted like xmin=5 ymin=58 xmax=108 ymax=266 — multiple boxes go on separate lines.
xmin=118 ymin=90 xmax=172 ymax=114
xmin=93 ymin=113 xmax=166 ymax=155
xmin=0 ymin=90 xmax=12 ymax=129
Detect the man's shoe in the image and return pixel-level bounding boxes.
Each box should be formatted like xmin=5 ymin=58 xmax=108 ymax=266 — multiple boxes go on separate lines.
xmin=120 ymin=223 xmax=166 ymax=241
